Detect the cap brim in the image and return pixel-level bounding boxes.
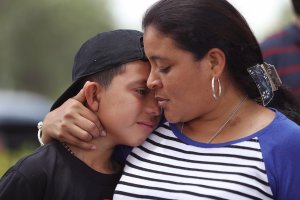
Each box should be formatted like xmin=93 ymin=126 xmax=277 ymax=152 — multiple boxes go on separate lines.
xmin=50 ymin=78 xmax=85 ymax=111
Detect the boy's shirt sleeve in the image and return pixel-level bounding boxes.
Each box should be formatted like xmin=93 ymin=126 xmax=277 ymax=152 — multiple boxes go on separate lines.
xmin=0 ymin=168 xmax=36 ymax=200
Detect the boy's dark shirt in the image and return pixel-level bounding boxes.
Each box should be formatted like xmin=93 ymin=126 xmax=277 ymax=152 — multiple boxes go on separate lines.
xmin=0 ymin=140 xmax=122 ymax=200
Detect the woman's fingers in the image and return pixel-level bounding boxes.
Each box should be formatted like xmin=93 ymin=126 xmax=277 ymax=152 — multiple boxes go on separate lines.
xmin=58 ymin=128 xmax=96 ymax=150
xmin=71 ymin=90 xmax=105 ymax=137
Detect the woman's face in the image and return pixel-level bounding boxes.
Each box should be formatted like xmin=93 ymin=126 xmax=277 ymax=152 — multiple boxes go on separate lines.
xmin=144 ymin=26 xmax=214 ymax=123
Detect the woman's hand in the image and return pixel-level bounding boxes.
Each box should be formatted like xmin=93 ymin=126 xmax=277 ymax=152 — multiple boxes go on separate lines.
xmin=41 ymin=89 xmax=104 ymax=150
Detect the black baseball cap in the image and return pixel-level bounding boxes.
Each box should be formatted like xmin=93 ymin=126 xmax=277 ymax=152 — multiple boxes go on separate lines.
xmin=51 ymin=29 xmax=146 ymax=111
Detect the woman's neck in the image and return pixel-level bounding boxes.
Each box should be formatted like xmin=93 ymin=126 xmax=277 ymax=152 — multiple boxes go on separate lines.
xmin=177 ymin=87 xmax=273 ymax=143
xmin=178 ymin=96 xmax=274 ymax=144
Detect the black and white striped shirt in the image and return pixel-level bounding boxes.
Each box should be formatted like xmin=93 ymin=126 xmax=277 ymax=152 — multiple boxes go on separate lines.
xmin=114 ymin=111 xmax=300 ymax=200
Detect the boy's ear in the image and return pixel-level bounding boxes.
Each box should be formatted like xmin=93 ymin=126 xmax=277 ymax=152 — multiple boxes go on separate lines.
xmin=83 ymin=81 xmax=102 ymax=112
xmin=206 ymin=48 xmax=226 ymax=77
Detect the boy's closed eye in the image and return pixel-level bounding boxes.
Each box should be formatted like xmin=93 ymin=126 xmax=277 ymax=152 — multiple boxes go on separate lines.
xmin=135 ymin=88 xmax=150 ymax=96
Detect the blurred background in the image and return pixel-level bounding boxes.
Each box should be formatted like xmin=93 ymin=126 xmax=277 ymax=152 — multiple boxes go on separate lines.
xmin=0 ymin=0 xmax=295 ymax=175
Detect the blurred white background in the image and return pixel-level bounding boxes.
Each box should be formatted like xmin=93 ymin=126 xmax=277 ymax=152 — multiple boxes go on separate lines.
xmin=110 ymin=0 xmax=294 ymax=41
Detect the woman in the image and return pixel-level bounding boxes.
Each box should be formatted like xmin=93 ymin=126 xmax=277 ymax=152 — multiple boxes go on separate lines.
xmin=42 ymin=0 xmax=300 ymax=199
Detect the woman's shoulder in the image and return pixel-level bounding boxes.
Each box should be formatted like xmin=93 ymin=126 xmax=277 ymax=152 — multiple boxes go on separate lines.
xmin=259 ymin=109 xmax=300 ymax=149
xmin=260 ymin=110 xmax=300 ymax=199
xmin=273 ymin=109 xmax=300 ymax=133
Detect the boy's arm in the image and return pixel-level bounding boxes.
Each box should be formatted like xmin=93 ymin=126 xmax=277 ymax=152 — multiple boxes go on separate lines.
xmin=40 ymin=89 xmax=104 ymax=150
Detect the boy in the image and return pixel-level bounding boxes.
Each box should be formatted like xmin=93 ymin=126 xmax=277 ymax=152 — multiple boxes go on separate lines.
xmin=0 ymin=29 xmax=160 ymax=200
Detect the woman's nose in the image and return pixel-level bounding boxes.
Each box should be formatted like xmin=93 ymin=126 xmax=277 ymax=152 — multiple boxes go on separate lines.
xmin=147 ymin=71 xmax=162 ymax=90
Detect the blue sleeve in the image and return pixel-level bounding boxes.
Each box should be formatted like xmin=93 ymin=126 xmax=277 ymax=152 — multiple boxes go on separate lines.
xmin=260 ymin=115 xmax=300 ymax=200
xmin=113 ymin=145 xmax=132 ymax=163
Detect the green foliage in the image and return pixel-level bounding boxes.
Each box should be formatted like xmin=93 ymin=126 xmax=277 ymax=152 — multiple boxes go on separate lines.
xmin=0 ymin=0 xmax=115 ymax=99
xmin=0 ymin=143 xmax=36 ymax=177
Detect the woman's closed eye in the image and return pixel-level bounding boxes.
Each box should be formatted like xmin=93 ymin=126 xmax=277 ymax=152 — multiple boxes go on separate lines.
xmin=159 ymin=66 xmax=171 ymax=73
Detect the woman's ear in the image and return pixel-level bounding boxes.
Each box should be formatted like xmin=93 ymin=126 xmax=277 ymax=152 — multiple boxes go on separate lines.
xmin=83 ymin=81 xmax=102 ymax=112
xmin=206 ymin=48 xmax=226 ymax=77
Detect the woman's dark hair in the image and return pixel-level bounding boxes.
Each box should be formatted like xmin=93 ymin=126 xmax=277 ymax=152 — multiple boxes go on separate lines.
xmin=142 ymin=0 xmax=300 ymax=124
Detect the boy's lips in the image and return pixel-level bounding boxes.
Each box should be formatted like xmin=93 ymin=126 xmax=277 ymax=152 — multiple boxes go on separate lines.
xmin=137 ymin=121 xmax=156 ymax=131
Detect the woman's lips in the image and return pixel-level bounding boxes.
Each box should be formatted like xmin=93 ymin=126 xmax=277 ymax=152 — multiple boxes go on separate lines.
xmin=156 ymin=96 xmax=168 ymax=107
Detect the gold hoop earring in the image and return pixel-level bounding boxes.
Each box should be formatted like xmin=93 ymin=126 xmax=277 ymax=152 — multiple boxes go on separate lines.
xmin=211 ymin=77 xmax=222 ymax=100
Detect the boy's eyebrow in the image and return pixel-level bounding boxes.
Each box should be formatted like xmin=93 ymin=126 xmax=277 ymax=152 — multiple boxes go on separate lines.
xmin=127 ymin=79 xmax=148 ymax=85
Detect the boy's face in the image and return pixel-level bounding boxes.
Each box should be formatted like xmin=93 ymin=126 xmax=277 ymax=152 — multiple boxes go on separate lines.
xmin=97 ymin=60 xmax=160 ymax=146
